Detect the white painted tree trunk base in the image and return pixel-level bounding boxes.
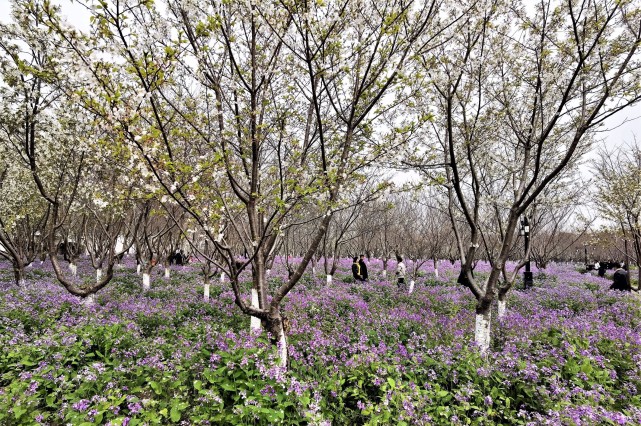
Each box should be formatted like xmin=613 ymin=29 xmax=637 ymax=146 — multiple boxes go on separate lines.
xmin=96 ymin=268 xmax=102 ymax=283
xmin=18 ymin=278 xmax=26 ymax=288
xmin=278 ymin=323 xmax=288 ymax=369
xmin=266 ymin=269 xmax=271 ymax=276
xmin=434 ymin=268 xmax=439 ymax=278
xmin=408 ymin=280 xmax=415 ymax=294
xmin=382 ymin=270 xmax=387 ymax=278
xmin=81 ymin=294 xmax=95 ymax=307
xmin=142 ymin=273 xmax=150 ymax=291
xmin=136 ymin=264 xmax=141 ymax=275
xmin=69 ymin=263 xmax=77 ymax=276
xmin=203 ymin=283 xmax=210 ymax=302
xmin=497 ymin=300 xmax=506 ymax=319
xmin=250 ymin=288 xmax=261 ymax=332
xmin=312 ymin=266 xmax=316 ymax=276
xmin=164 ymin=267 xmax=170 ymax=279
xmin=326 ymin=275 xmax=332 ymax=284
xmin=475 ymin=313 xmax=491 ymax=355
xmin=220 ymin=272 xmax=226 ymax=283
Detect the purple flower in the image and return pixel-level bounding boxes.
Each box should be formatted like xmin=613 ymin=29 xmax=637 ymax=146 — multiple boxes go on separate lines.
xmin=72 ymin=399 xmax=90 ymax=412
xmin=127 ymin=402 xmax=142 ymax=414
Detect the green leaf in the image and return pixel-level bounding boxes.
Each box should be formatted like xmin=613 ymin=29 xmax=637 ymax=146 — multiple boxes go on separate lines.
xmin=150 ymin=381 xmax=162 ymax=395
xmin=170 ymin=407 xmax=181 ymax=422
xmin=13 ymin=406 xmax=26 ymax=419
xmin=387 ymin=378 xmax=396 ymax=388
xmin=193 ymin=380 xmax=202 ymax=391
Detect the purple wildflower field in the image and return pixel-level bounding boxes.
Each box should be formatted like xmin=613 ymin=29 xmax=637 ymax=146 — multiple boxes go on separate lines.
xmin=1 ymin=257 xmax=640 ymax=425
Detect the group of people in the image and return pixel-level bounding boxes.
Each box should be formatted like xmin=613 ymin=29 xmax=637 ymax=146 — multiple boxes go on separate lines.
xmin=352 ymin=255 xmax=407 ymax=289
xmin=351 ymin=255 xmax=636 ymax=293
xmin=591 ymin=260 xmax=636 ymax=292
xmin=351 ymin=255 xmax=369 ymax=281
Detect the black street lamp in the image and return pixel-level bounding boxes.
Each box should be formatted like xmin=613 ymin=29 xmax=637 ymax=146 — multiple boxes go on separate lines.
xmin=520 ymin=217 xmax=533 ymax=290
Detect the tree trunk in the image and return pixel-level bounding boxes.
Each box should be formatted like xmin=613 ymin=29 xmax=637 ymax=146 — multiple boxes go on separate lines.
xmin=81 ymin=293 xmax=96 ymax=307
xmin=474 ymin=305 xmax=492 ymax=355
xmin=326 ymin=274 xmax=332 ymax=284
xmin=96 ymin=268 xmax=103 ymax=283
xmin=433 ymin=258 xmax=439 ymax=278
xmin=164 ymin=265 xmax=170 ymax=279
xmin=220 ymin=271 xmax=225 ymax=283
xmin=13 ymin=262 xmax=26 ymax=287
xmin=408 ymin=280 xmax=415 ymax=294
xmin=142 ymin=266 xmax=151 ymax=291
xmin=497 ymin=293 xmax=507 ymax=319
xmin=69 ymin=261 xmax=77 ymax=276
xmin=266 ymin=313 xmax=288 ymax=368
xmin=136 ymin=263 xmax=141 ymax=274
xmin=250 ymin=288 xmax=261 ymax=331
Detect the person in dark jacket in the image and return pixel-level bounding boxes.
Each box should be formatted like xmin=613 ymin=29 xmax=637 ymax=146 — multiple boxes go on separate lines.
xmin=610 ymin=267 xmax=631 ymax=291
xmin=359 ymin=255 xmax=369 ymax=281
xmin=352 ymin=257 xmax=363 ymax=281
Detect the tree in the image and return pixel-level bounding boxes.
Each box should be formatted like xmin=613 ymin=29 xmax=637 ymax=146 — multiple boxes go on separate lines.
xmin=0 ymin=144 xmax=49 ymax=286
xmin=40 ymin=0 xmax=442 ymax=365
xmin=0 ymin=1 xmax=125 ymax=299
xmin=414 ymin=0 xmax=641 ymax=353
xmin=594 ymin=140 xmax=641 ymax=285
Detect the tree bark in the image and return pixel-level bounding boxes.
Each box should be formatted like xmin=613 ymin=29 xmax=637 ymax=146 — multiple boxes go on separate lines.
xmin=474 ymin=304 xmax=492 ymax=355
xmin=13 ymin=261 xmax=26 ymax=287
xmin=497 ymin=292 xmax=507 ymax=319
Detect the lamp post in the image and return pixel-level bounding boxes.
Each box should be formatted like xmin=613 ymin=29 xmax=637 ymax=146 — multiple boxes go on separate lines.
xmin=520 ymin=217 xmax=533 ymax=290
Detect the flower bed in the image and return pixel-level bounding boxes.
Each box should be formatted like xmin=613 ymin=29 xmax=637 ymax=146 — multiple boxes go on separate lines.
xmin=1 ymin=258 xmax=639 ymax=425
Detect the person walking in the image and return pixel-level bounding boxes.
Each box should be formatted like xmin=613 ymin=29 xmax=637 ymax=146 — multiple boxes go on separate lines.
xmin=359 ymin=255 xmax=369 ymax=281
xmin=395 ymin=255 xmax=406 ymax=290
xmin=352 ymin=257 xmax=363 ymax=282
